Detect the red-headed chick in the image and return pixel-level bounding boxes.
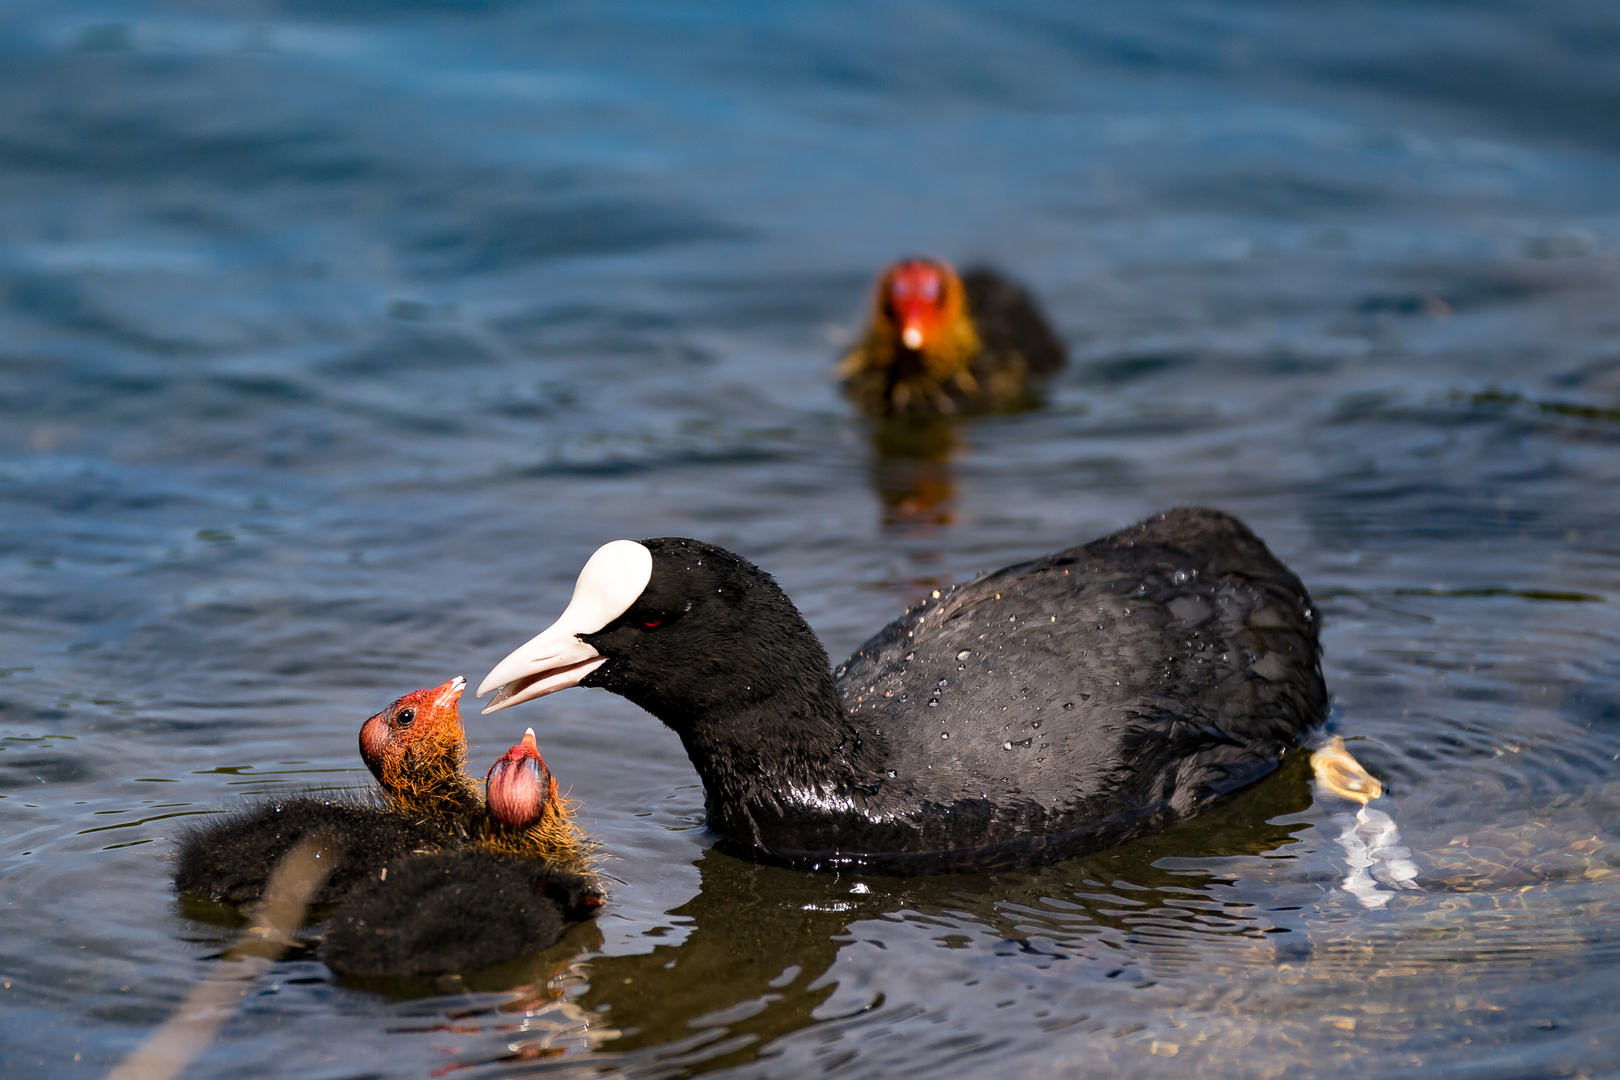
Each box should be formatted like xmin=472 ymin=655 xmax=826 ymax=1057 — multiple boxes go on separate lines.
xmin=482 ymin=727 xmax=591 ymax=871
xmin=837 ymin=257 xmax=1065 ymax=417
xmin=359 ymin=676 xmax=480 ymax=822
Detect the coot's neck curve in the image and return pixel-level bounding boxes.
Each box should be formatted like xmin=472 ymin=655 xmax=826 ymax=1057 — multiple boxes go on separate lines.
xmin=570 ymin=537 xmax=898 ymax=850
xmin=583 ymin=541 xmax=891 ymax=849
xmin=677 ymin=675 xmax=889 ymax=845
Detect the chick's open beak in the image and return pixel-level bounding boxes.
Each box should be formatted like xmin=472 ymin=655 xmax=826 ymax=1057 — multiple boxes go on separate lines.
xmin=432 ymin=675 xmax=466 ymax=711
xmin=486 ymin=727 xmax=550 ymax=831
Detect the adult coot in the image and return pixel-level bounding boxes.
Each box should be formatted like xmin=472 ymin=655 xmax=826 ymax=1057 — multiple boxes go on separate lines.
xmin=479 ymin=508 xmax=1327 ymax=873
xmin=836 ymin=258 xmax=1066 ymax=416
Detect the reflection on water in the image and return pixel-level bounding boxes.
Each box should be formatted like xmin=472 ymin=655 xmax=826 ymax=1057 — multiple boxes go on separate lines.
xmin=361 ymin=748 xmax=1620 ymax=1077
xmin=866 ymin=417 xmax=962 ymax=527
xmin=583 ymin=757 xmax=1315 ymax=1068
xmin=2 ymin=0 xmax=1620 ymax=1076
xmin=395 ymin=755 xmax=1315 ymax=1076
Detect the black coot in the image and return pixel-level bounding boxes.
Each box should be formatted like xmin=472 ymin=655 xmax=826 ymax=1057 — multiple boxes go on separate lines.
xmin=479 ymin=508 xmax=1327 ymax=873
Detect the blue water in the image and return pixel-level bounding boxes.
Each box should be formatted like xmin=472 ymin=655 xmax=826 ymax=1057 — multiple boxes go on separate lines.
xmin=3 ymin=1 xmax=1619 ymax=1076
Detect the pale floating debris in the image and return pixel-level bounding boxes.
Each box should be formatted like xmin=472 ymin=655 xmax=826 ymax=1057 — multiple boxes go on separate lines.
xmin=1335 ymin=805 xmax=1420 ymax=909
xmin=1312 ymin=738 xmax=1418 ymax=907
xmin=1311 ymin=737 xmax=1382 ymax=802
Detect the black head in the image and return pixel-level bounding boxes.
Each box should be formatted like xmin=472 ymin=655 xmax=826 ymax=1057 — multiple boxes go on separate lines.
xmin=478 ymin=538 xmax=842 ymax=735
xmin=578 ymin=539 xmax=834 ymax=731
xmin=478 ymin=539 xmax=883 ymax=824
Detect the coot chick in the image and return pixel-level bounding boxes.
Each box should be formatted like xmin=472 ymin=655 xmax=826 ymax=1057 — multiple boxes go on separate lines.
xmin=836 ymin=258 xmax=1066 ymax=417
xmin=177 ymin=679 xmax=596 ymax=906
xmin=323 ymin=729 xmax=603 ymax=979
xmin=359 ymin=675 xmax=481 ymax=825
xmin=175 ymin=678 xmax=476 ymax=906
xmin=173 ymin=797 xmax=445 ymax=908
xmin=479 ymin=508 xmax=1326 ymax=873
xmin=322 ymin=849 xmax=602 ymax=979
xmin=483 ymin=727 xmax=593 ymax=872
xmin=358 ymin=680 xmax=595 ymax=867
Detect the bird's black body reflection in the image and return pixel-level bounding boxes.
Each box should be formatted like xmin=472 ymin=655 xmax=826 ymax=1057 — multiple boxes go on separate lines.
xmin=568 ymin=750 xmax=1315 ymax=1074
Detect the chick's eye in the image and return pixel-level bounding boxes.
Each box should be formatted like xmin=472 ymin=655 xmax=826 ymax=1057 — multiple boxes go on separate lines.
xmin=642 ymin=615 xmax=664 ymax=629
xmin=396 ymin=707 xmax=416 ymax=727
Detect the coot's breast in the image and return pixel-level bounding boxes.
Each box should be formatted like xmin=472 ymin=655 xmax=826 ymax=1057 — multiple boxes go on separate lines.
xmin=833 ymin=509 xmax=1326 ymax=864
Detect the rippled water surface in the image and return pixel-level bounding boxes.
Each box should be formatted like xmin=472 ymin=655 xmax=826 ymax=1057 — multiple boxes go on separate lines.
xmin=4 ymin=1 xmax=1620 ymax=1076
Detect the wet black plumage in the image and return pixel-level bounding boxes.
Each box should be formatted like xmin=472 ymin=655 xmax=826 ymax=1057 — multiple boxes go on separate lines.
xmin=573 ymin=508 xmax=1326 ymax=872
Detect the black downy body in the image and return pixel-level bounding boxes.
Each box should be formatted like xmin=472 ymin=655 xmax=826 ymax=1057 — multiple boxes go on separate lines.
xmin=577 ymin=508 xmax=1327 ymax=874
xmin=957 ymin=267 xmax=1067 ymax=382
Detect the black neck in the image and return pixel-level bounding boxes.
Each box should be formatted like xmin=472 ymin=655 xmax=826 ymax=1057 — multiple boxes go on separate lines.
xmin=628 ymin=668 xmax=887 ymax=847
xmin=583 ymin=536 xmax=893 ymax=848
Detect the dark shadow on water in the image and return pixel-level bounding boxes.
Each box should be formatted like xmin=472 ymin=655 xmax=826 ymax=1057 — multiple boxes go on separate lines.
xmin=334 ymin=919 xmax=607 ymax=1003
xmin=566 ymin=750 xmax=1316 ymax=1075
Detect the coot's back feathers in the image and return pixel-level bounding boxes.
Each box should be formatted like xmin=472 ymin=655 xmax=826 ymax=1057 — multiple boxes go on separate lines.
xmin=829 ymin=507 xmax=1325 ymax=869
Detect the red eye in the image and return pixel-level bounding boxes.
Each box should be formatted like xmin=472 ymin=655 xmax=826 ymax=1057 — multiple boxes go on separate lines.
xmin=642 ymin=616 xmax=663 ymax=629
